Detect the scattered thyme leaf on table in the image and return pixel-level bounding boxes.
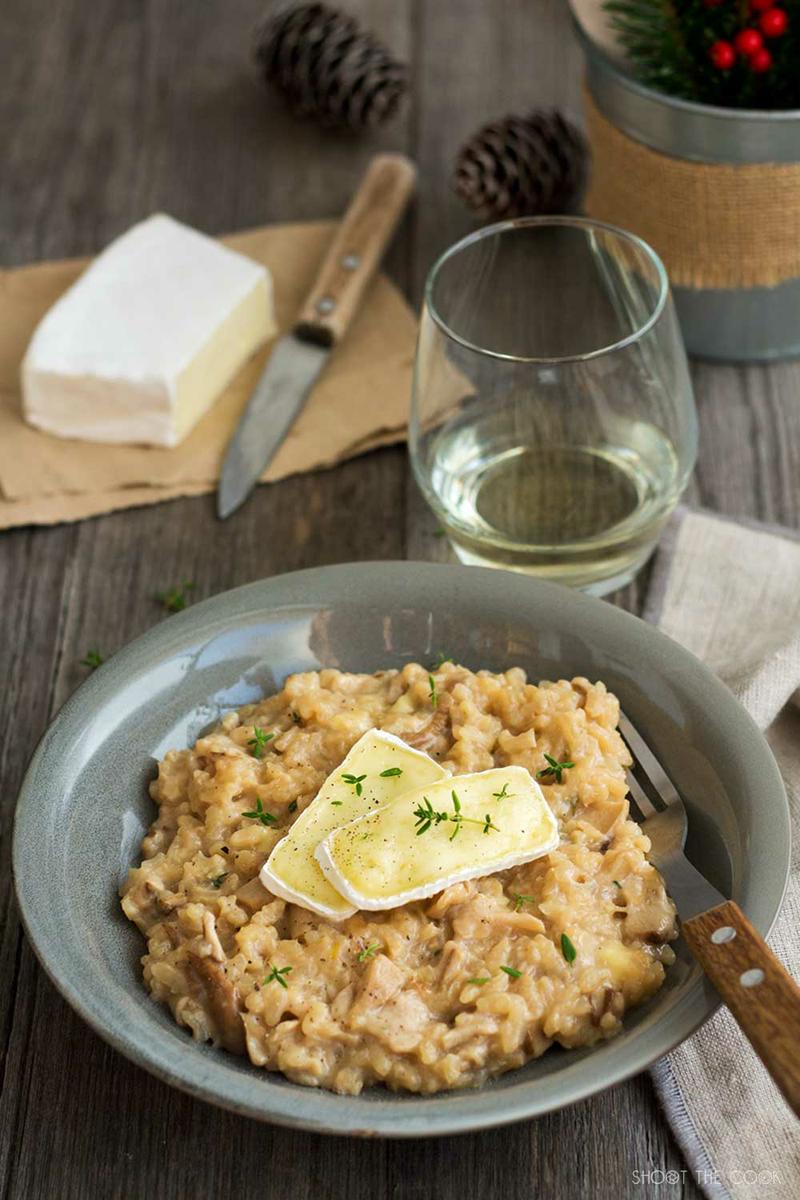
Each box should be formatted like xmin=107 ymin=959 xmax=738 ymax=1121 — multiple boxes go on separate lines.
xmin=156 ymin=580 xmax=195 ymax=613
xmin=80 ymin=649 xmax=104 ymax=669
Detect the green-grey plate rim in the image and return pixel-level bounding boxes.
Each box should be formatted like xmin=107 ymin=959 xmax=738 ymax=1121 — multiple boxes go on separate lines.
xmin=12 ymin=561 xmax=790 ymax=1137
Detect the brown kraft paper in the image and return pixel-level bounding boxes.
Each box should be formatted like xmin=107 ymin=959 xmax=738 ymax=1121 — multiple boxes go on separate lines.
xmin=0 ymin=220 xmax=417 ymax=529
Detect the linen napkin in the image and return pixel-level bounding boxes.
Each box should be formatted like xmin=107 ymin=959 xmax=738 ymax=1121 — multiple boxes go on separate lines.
xmin=0 ymin=221 xmax=416 ymax=529
xmin=645 ymin=507 xmax=800 ymax=1200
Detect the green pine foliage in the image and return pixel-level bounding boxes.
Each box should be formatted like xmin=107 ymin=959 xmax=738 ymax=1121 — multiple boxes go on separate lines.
xmin=604 ymin=0 xmax=800 ymax=109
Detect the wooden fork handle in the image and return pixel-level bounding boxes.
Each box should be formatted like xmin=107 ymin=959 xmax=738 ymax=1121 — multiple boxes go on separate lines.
xmin=295 ymin=153 xmax=417 ymax=346
xmin=682 ymin=899 xmax=800 ymax=1117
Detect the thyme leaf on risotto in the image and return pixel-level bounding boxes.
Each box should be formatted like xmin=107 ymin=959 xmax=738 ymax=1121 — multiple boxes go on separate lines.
xmin=536 ymin=753 xmax=575 ymax=784
xmin=357 ymin=941 xmax=380 ymax=962
xmin=613 ymin=879 xmax=622 ymax=888
xmin=561 ymin=933 xmax=577 ymax=964
xmin=264 ymin=964 xmax=292 ymax=988
xmin=80 ymin=649 xmax=104 ymax=669
xmin=467 ymin=976 xmax=490 ymax=986
xmin=342 ymin=772 xmax=367 ymax=796
xmin=500 ymin=965 xmax=522 ymax=979
xmin=288 ymin=799 xmax=298 ymax=813
xmin=379 ymin=767 xmax=403 ymax=777
xmin=428 ymin=674 xmax=438 ymax=708
xmin=242 ymin=797 xmax=277 ymax=826
xmin=210 ymin=873 xmax=228 ymax=889
xmin=156 ymin=580 xmax=195 ymax=613
xmin=413 ymin=790 xmax=499 ymax=840
xmin=247 ymin=727 xmax=274 ymax=758
xmin=513 ymin=893 xmax=535 ymax=911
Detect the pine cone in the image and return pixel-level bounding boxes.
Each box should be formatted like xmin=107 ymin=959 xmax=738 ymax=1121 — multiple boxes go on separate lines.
xmin=255 ymin=3 xmax=408 ymax=130
xmin=454 ymin=110 xmax=589 ymax=220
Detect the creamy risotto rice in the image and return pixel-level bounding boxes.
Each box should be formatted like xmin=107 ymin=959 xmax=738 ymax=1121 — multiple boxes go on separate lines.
xmin=121 ymin=663 xmax=677 ymax=1095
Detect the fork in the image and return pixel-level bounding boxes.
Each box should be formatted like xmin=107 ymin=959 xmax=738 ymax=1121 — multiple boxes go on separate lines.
xmin=619 ymin=712 xmax=800 ymax=1117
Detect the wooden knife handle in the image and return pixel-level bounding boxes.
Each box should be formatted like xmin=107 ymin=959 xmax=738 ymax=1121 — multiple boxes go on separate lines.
xmin=682 ymin=899 xmax=800 ymax=1116
xmin=295 ymin=153 xmax=417 ymax=346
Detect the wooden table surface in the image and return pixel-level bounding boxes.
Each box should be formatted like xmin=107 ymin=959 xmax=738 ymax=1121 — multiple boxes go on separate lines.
xmin=2 ymin=3 xmax=798 ymax=1198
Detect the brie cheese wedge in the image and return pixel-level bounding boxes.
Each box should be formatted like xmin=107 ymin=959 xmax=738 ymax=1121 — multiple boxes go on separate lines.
xmin=315 ymin=766 xmax=559 ymax=911
xmin=22 ymin=213 xmax=275 ymax=447
xmin=260 ymin=730 xmax=448 ymax=919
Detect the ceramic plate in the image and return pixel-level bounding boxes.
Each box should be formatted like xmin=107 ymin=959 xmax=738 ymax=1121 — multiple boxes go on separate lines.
xmin=13 ymin=563 xmax=789 ymax=1137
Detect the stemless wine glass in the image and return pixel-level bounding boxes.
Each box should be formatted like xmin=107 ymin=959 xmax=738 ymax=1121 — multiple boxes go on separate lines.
xmin=410 ymin=217 xmax=698 ymax=595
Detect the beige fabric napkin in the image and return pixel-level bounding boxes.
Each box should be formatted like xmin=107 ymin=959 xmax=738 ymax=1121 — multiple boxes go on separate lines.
xmin=646 ymin=508 xmax=800 ymax=1200
xmin=0 ymin=221 xmax=416 ymax=529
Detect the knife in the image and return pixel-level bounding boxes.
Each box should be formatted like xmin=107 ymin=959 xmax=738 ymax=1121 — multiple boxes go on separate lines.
xmin=217 ymin=153 xmax=417 ymax=519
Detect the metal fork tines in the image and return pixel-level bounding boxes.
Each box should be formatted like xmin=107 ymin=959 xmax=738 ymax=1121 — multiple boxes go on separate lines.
xmin=618 ymin=712 xmax=727 ymax=922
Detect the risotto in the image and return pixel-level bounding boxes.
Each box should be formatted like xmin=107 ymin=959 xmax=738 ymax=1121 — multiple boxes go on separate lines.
xmin=121 ymin=663 xmax=677 ymax=1095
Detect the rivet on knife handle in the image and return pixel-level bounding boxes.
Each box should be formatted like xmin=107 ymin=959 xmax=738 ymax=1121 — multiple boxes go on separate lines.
xmin=295 ymin=153 xmax=417 ymax=347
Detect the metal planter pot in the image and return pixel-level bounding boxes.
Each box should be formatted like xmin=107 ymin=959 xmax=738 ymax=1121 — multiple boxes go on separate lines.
xmin=578 ymin=29 xmax=800 ymax=362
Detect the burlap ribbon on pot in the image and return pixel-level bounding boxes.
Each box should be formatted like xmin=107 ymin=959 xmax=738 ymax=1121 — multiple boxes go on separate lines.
xmin=584 ymin=91 xmax=800 ymax=290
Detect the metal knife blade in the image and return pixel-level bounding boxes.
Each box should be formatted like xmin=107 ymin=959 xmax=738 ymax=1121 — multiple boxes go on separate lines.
xmin=217 ymin=334 xmax=329 ymax=519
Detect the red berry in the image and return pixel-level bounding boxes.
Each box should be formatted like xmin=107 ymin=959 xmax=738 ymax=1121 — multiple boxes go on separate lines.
xmin=710 ymin=39 xmax=736 ymax=69
xmin=735 ymin=28 xmax=764 ymax=55
xmin=750 ymin=46 xmax=773 ymax=71
xmin=750 ymin=0 xmax=773 ymax=10
xmin=759 ymin=7 xmax=789 ymax=36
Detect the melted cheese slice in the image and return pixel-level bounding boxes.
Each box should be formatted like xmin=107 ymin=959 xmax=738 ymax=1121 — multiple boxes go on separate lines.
xmin=315 ymin=766 xmax=559 ymax=911
xmin=260 ymin=730 xmax=448 ymax=919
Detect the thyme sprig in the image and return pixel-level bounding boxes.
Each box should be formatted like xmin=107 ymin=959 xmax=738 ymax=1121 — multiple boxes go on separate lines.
xmin=492 ymin=782 xmax=514 ymax=801
xmin=264 ymin=964 xmax=292 ymax=988
xmin=357 ymin=941 xmax=380 ymax=962
xmin=342 ymin=772 xmax=367 ymax=796
xmin=413 ymin=789 xmax=499 ymax=841
xmin=156 ymin=580 xmax=195 ymax=613
xmin=247 ymin=727 xmax=274 ymax=759
xmin=242 ymin=797 xmax=277 ymax=826
xmin=537 ymin=753 xmax=575 ymax=784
